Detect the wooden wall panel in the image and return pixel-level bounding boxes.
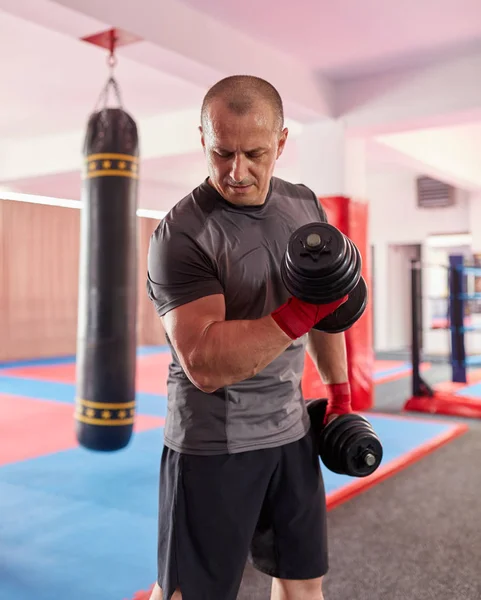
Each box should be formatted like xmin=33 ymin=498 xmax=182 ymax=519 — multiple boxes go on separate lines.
xmin=0 ymin=201 xmax=80 ymax=362
xmin=0 ymin=200 xmax=166 ymax=362
xmin=137 ymin=216 xmax=167 ymax=346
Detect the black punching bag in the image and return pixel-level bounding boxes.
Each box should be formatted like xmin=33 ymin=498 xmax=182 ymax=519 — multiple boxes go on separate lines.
xmin=75 ymin=106 xmax=139 ymax=451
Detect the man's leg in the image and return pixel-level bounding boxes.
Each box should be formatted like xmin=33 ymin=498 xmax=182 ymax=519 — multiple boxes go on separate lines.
xmin=156 ymin=444 xmax=279 ymax=600
xmin=250 ymin=431 xmax=329 ymax=598
xmin=270 ymin=577 xmax=324 ymax=600
xmin=148 ymin=582 xmax=182 ymax=600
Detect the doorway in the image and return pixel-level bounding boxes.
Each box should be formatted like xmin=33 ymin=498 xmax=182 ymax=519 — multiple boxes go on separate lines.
xmin=387 ymin=243 xmax=422 ymax=351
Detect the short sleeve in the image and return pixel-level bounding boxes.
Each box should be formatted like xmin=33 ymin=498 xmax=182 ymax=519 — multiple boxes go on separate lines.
xmin=146 ymin=220 xmax=224 ymax=317
xmin=299 ymin=184 xmax=328 ymax=223
xmin=316 ymin=197 xmax=328 ymax=223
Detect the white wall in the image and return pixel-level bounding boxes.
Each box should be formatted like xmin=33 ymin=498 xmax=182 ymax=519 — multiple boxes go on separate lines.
xmin=470 ymin=192 xmax=481 ymax=252
xmin=386 ymin=244 xmax=420 ymax=351
xmin=368 ymin=171 xmax=470 ymax=245
xmin=368 ymin=170 xmax=470 ymax=352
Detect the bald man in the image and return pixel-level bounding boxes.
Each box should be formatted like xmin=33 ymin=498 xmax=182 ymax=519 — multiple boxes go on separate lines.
xmin=146 ymin=75 xmax=352 ymax=600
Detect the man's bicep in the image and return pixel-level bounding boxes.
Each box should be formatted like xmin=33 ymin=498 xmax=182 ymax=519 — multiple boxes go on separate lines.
xmin=147 ymin=222 xmax=226 ymax=366
xmin=161 ymin=293 xmax=226 ymax=360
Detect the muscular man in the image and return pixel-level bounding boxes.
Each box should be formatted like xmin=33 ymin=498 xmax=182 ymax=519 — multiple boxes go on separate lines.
xmin=146 ymin=75 xmax=352 ymax=600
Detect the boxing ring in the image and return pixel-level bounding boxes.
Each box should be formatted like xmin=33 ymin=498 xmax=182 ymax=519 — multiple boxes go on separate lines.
xmin=405 ymin=255 xmax=481 ymax=418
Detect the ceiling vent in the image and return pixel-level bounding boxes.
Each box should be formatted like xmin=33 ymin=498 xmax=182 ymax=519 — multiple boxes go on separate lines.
xmin=416 ymin=176 xmax=456 ymax=208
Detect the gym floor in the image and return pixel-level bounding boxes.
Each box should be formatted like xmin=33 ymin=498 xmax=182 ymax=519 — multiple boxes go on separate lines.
xmin=0 ymin=350 xmax=479 ymax=600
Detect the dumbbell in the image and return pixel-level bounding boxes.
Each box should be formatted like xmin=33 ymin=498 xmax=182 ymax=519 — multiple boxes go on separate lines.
xmin=306 ymin=399 xmax=383 ymax=478
xmin=280 ymin=222 xmax=368 ymax=333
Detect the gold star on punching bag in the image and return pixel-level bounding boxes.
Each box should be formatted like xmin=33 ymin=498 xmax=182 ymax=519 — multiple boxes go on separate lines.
xmin=118 ymin=161 xmax=126 ymax=170
xmin=86 ymin=408 xmax=95 ymax=417
xmin=102 ymin=160 xmax=112 ymax=168
xmin=118 ymin=410 xmax=127 ymax=419
xmin=101 ymin=410 xmax=112 ymax=419
xmin=89 ymin=162 xmax=96 ymax=171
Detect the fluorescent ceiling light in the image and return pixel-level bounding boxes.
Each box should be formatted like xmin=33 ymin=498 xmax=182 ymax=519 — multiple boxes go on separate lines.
xmin=426 ymin=233 xmax=472 ymax=247
xmin=0 ymin=191 xmax=167 ymax=220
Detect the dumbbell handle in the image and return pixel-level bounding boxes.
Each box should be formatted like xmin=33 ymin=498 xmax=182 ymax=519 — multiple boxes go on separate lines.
xmin=363 ymin=452 xmax=377 ymax=467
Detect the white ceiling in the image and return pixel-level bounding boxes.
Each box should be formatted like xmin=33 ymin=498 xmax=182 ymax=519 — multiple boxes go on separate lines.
xmin=0 ymin=10 xmax=204 ymax=139
xmin=0 ymin=0 xmax=481 ymax=211
xmin=377 ymin=123 xmax=481 ymax=189
xmin=179 ymin=0 xmax=481 ymax=78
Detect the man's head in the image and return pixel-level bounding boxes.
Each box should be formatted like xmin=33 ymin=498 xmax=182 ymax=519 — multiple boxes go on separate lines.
xmin=199 ymin=75 xmax=288 ymax=206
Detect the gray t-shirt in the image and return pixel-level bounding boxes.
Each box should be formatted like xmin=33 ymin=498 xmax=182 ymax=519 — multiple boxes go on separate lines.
xmin=147 ymin=176 xmax=328 ymax=455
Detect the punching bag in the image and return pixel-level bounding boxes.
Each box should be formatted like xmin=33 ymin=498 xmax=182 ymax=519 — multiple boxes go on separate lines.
xmin=75 ymin=101 xmax=139 ymax=452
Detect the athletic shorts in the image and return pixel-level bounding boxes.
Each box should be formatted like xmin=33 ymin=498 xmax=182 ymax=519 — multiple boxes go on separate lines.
xmin=156 ymin=430 xmax=329 ymax=600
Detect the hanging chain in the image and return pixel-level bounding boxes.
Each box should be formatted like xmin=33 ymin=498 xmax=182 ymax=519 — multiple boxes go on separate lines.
xmin=108 ymin=51 xmax=117 ymax=77
xmin=93 ymin=31 xmax=124 ymax=111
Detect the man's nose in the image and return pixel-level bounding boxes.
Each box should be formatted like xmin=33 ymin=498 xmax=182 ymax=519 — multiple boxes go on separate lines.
xmin=229 ymin=154 xmax=248 ymax=183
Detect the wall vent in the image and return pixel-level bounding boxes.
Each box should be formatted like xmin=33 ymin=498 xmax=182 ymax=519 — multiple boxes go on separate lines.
xmin=416 ymin=176 xmax=456 ymax=208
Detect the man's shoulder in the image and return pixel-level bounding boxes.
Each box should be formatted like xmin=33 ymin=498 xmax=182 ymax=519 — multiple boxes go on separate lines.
xmin=148 ymin=180 xmax=214 ymax=250
xmin=271 ymin=177 xmax=316 ymax=202
xmin=152 ymin=180 xmax=219 ymax=241
xmin=271 ymin=177 xmax=327 ymax=222
xmin=164 ymin=179 xmax=216 ymax=227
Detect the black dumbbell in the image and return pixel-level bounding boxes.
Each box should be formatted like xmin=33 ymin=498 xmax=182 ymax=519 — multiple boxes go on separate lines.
xmin=281 ymin=222 xmax=368 ymax=333
xmin=306 ymin=400 xmax=383 ymax=477
xmin=315 ymin=276 xmax=368 ymax=334
xmin=319 ymin=413 xmax=383 ymax=478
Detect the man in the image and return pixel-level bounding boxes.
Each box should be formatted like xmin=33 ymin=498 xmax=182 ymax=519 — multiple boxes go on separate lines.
xmin=146 ymin=75 xmax=352 ymax=600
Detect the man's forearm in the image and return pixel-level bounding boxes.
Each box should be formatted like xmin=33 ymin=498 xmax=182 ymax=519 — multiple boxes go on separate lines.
xmin=185 ymin=316 xmax=293 ymax=393
xmin=306 ymin=329 xmax=348 ymax=384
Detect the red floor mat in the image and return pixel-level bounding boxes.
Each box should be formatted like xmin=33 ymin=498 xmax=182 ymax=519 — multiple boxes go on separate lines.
xmin=0 ymin=393 xmax=164 ymax=467
xmin=374 ymin=360 xmax=405 ymax=370
xmin=1 ymin=362 xmax=77 ymax=383
xmin=435 ymin=368 xmax=481 ymax=393
xmin=1 ymin=353 xmax=172 ymax=396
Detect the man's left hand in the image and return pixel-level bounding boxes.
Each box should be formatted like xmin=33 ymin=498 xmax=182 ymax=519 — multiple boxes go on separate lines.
xmin=324 ymin=382 xmax=352 ymax=425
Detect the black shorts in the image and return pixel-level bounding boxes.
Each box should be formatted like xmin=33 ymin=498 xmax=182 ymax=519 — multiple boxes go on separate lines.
xmin=156 ymin=430 xmax=329 ymax=600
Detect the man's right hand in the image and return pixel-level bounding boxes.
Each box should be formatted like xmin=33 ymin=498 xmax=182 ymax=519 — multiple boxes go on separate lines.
xmin=270 ymin=295 xmax=348 ymax=341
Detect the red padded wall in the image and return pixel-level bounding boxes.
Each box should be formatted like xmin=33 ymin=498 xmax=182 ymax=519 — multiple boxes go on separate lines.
xmin=302 ymin=196 xmax=374 ymax=410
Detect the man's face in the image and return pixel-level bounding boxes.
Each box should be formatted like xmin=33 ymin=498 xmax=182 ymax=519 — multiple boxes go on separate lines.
xmin=199 ymin=99 xmax=288 ymax=206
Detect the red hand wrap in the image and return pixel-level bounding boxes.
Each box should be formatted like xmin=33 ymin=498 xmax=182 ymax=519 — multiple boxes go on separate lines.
xmin=271 ymin=295 xmax=348 ymax=340
xmin=325 ymin=382 xmax=352 ymax=422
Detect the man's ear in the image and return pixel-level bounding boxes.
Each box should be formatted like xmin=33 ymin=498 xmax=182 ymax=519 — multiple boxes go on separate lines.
xmin=276 ymin=127 xmax=289 ymax=159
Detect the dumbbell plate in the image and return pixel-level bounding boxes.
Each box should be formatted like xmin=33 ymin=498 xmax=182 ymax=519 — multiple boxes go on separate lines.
xmin=284 ymin=222 xmax=347 ymax=277
xmin=319 ymin=413 xmax=382 ymax=477
xmin=314 ymin=276 xmax=368 ymax=333
xmin=317 ymin=239 xmax=361 ymax=297
xmin=306 ymin=398 xmax=328 ymax=439
xmin=338 ymin=424 xmax=383 ymax=477
xmin=281 ymin=221 xmax=365 ymax=305
xmin=319 ymin=413 xmax=360 ymax=474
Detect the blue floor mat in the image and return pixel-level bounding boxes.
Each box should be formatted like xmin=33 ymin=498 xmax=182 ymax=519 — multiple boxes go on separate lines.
xmin=0 ymin=376 xmax=166 ymax=416
xmin=0 ymin=367 xmax=466 ymax=600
